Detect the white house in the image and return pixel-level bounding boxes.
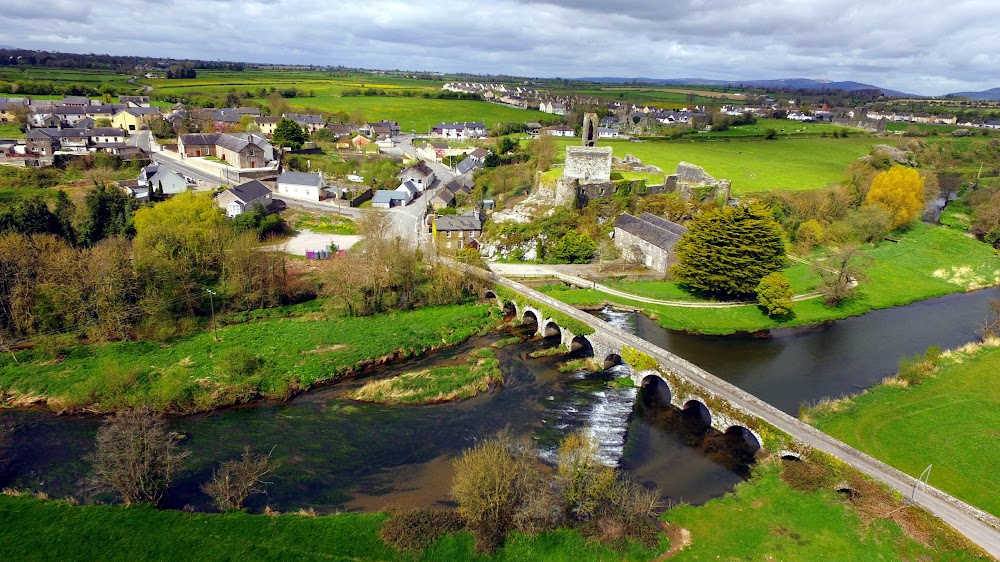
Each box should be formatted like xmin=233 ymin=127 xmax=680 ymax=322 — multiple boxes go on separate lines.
xmin=217 ymin=180 xmax=273 ymax=217
xmin=597 ymin=126 xmax=620 ymax=138
xmin=138 ymin=163 xmax=187 ymax=196
xmin=398 ymin=161 xmax=436 ymax=192
xmin=276 ymin=171 xmax=325 ymax=202
xmin=543 ymin=125 xmax=575 ymax=137
xmin=431 ymin=122 xmax=485 ymax=139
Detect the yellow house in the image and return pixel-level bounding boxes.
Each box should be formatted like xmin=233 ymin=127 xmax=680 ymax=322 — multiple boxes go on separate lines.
xmin=111 ymin=107 xmax=163 ymax=132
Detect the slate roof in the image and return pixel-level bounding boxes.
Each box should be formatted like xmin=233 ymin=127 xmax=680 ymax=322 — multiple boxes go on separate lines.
xmin=228 ymin=180 xmax=272 ymax=204
xmin=284 ymin=113 xmax=324 ymax=125
xmin=124 ymin=107 xmax=162 ymax=116
xmin=373 ymin=190 xmax=407 ymax=205
xmin=277 ymin=171 xmax=322 ymax=186
xmin=456 ymin=155 xmax=482 ymax=175
xmin=433 ymin=121 xmax=485 ymax=130
xmin=180 ymin=133 xmax=219 ymax=146
xmin=403 ymin=161 xmax=434 ymax=178
xmin=614 ymin=213 xmax=687 ymax=252
xmin=90 ymin=127 xmax=125 ymax=137
xmin=435 ymin=211 xmax=484 ymax=232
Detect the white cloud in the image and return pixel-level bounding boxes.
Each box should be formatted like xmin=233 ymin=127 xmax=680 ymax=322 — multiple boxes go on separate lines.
xmin=3 ymin=0 xmax=998 ymax=94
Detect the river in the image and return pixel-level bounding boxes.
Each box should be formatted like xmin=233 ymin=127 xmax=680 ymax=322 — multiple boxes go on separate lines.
xmin=1 ymin=287 xmax=996 ymax=513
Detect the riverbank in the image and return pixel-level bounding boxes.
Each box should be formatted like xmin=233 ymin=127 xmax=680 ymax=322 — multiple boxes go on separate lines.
xmin=350 ymin=348 xmax=503 ymax=405
xmin=805 ymin=338 xmax=1000 ymax=518
xmin=541 ymin=223 xmax=999 ymax=335
xmin=0 ymin=303 xmax=500 ymax=414
xmin=0 ymin=456 xmax=983 ymax=561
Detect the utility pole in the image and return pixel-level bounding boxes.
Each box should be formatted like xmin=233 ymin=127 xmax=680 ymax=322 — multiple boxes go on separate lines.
xmin=206 ymin=288 xmax=219 ymax=341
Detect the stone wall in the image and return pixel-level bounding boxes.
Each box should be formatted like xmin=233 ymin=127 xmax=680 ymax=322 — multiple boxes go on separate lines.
xmin=614 ymin=226 xmax=672 ymax=274
xmin=832 ymin=117 xmax=886 ymax=133
xmin=563 ymin=146 xmax=612 ymax=182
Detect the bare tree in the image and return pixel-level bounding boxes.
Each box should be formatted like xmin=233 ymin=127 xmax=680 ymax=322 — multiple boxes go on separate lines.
xmin=201 ymin=447 xmax=277 ymax=512
xmin=817 ymin=246 xmax=870 ymax=306
xmin=979 ymin=299 xmax=1000 ymax=340
xmin=87 ymin=408 xmax=189 ymax=505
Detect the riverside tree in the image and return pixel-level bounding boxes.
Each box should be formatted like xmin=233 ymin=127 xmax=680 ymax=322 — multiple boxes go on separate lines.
xmin=672 ymin=202 xmax=786 ymax=299
xmin=864 ymin=165 xmax=925 ymax=230
xmin=87 ymin=408 xmax=189 ymax=505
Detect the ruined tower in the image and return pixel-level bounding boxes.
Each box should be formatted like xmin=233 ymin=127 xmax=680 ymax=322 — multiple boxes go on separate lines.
xmin=581 ymin=112 xmax=599 ymax=147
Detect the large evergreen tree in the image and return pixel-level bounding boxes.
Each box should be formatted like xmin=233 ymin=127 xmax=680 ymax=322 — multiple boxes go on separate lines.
xmin=272 ymin=117 xmax=306 ymax=149
xmin=672 ymin=202 xmax=786 ymax=298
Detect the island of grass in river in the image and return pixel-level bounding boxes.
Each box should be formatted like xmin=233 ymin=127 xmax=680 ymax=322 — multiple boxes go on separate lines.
xmin=0 ymin=303 xmax=499 ymax=414
xmin=541 ymin=223 xmax=999 ymax=335
xmin=350 ymin=348 xmax=503 ymax=405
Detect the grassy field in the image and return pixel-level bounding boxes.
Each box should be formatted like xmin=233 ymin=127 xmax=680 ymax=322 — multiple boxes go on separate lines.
xmin=290 ymin=211 xmax=357 ymax=234
xmin=552 ymin=136 xmax=877 ymax=193
xmin=808 ymin=341 xmax=1000 ymax=517
xmin=0 ymin=458 xmax=981 ymax=561
xmin=147 ymin=69 xmax=543 ymax=132
xmin=0 ymin=494 xmax=656 ymax=562
xmin=0 ymin=67 xmax=136 ymax=90
xmin=664 ymin=462 xmax=980 ymax=561
xmin=542 ymin=223 xmax=1000 ymax=334
xmin=351 ymin=348 xmax=502 ymax=404
xmin=696 ymin=118 xmax=863 ymax=139
xmin=0 ymin=303 xmax=498 ymax=414
xmin=0 ymin=123 xmax=24 ymax=139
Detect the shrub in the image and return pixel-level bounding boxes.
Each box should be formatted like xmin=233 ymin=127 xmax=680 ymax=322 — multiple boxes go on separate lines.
xmin=201 ymin=447 xmax=277 ymax=512
xmin=779 ymin=458 xmax=837 ymax=492
xmin=794 ymin=219 xmax=824 ymax=252
xmin=756 ymin=272 xmax=794 ymax=316
xmin=379 ymin=508 xmax=466 ymax=552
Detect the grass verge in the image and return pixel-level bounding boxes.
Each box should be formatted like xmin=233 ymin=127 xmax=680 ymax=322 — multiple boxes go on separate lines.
xmin=0 ymin=493 xmax=656 ymax=562
xmin=806 ymin=339 xmax=1000 ymax=517
xmin=350 ymin=348 xmax=502 ymax=405
xmin=0 ymin=303 xmax=499 ymax=414
xmin=664 ymin=460 xmax=983 ymax=561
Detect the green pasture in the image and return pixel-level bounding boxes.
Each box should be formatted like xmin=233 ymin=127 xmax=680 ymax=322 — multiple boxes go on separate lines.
xmin=552 ymin=136 xmax=877 ymax=193
xmin=0 ymin=303 xmax=497 ymax=413
xmin=542 ymin=223 xmax=999 ymax=334
xmin=810 ymin=343 xmax=1000 ymax=517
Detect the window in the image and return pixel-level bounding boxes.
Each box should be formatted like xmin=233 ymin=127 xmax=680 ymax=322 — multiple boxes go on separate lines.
xmin=446 ymin=231 xmax=452 ymax=238
xmin=458 ymin=231 xmax=464 ymax=238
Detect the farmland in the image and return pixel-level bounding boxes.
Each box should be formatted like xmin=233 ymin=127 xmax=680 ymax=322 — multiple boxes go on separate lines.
xmin=147 ymin=70 xmax=544 ymax=131
xmin=551 ymin=135 xmax=877 ymax=193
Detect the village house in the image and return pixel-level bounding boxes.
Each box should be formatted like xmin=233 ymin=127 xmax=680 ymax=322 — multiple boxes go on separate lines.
xmin=216 ymin=180 xmax=273 ymax=217
xmin=138 ymin=163 xmax=187 ymax=195
xmin=372 ymin=187 xmax=413 ymax=208
xmin=178 ymin=132 xmax=275 ymax=168
xmin=613 ymin=212 xmax=688 ymax=274
xmin=276 ymin=170 xmax=325 ymax=202
xmin=456 ymin=148 xmax=488 ymax=175
xmin=0 ymin=97 xmax=28 ymax=123
xmin=255 ymin=116 xmax=281 ymax=136
xmin=25 ymin=128 xmax=128 ymax=155
xmin=434 ymin=209 xmax=485 ymax=251
xmin=417 ymin=142 xmax=450 ymax=162
xmin=543 ymin=124 xmax=575 ymax=137
xmin=119 ymin=96 xmax=151 ymax=108
xmin=430 ymin=177 xmax=473 ymax=210
xmin=398 ymin=161 xmax=436 ymax=192
xmin=284 ymin=113 xmax=326 ymax=133
xmin=431 ymin=121 xmax=485 ymax=139
xmin=111 ymin=107 xmax=164 ymax=132
xmin=539 ymin=101 xmax=567 ymax=115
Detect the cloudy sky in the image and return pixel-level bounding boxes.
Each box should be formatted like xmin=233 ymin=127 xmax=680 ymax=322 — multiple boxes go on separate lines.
xmin=4 ymin=0 xmax=998 ymax=95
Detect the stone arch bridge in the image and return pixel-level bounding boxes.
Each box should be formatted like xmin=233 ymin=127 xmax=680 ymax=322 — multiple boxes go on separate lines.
xmin=486 ymin=288 xmax=764 ymax=452
xmin=448 ymin=260 xmax=1000 ymax=556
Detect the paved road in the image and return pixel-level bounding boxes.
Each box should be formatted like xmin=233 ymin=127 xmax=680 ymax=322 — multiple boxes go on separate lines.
xmin=151 ymin=152 xmax=225 ymax=187
xmin=488 ymin=262 xmax=830 ymax=307
xmin=467 ymin=265 xmax=1000 ymax=558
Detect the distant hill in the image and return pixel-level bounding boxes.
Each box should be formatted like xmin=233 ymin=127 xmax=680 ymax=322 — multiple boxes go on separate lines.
xmin=947 ymin=87 xmax=1000 ymax=100
xmin=576 ymin=76 xmax=913 ymax=97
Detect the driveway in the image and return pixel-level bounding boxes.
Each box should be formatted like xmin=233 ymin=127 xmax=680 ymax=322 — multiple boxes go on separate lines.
xmin=265 ymin=229 xmax=361 ymax=255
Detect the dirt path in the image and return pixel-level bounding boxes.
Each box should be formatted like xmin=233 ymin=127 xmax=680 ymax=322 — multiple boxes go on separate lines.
xmin=656 ymin=522 xmax=692 ymax=560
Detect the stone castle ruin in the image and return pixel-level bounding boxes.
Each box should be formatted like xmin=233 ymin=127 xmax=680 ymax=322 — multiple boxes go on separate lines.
xmin=492 ymin=115 xmax=732 ymax=224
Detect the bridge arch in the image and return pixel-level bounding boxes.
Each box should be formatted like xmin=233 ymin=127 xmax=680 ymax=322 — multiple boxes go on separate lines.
xmin=639 ymin=372 xmax=673 ymax=405
xmin=520 ymin=308 xmax=541 ymax=329
xmin=543 ymin=321 xmax=562 ymax=339
xmin=724 ymin=425 xmax=762 ymax=457
xmin=483 ymin=290 xmax=498 ymax=300
xmin=682 ymin=399 xmax=713 ymax=431
xmin=603 ymin=353 xmax=622 ymax=369
xmin=570 ymin=335 xmax=594 ymax=356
